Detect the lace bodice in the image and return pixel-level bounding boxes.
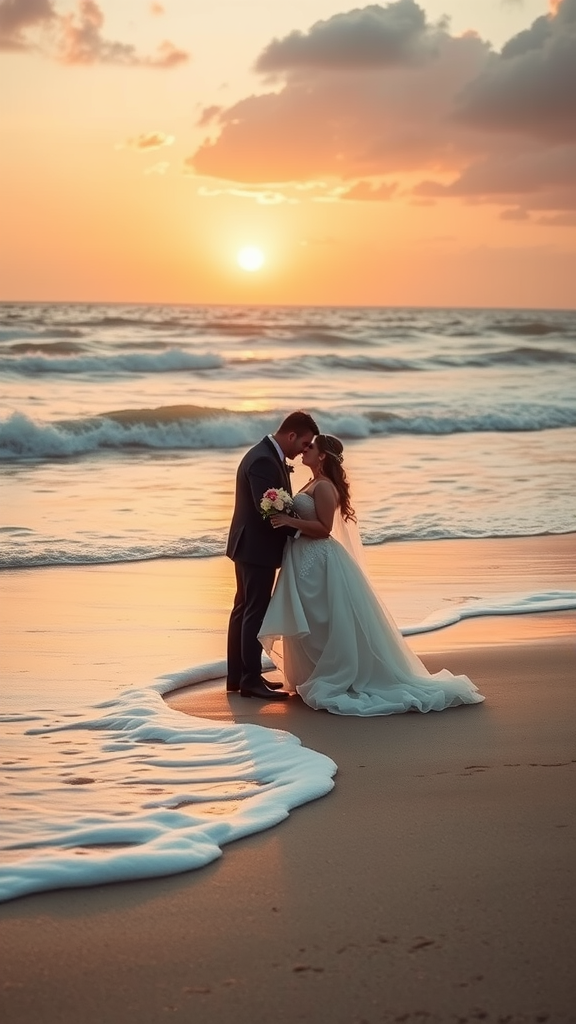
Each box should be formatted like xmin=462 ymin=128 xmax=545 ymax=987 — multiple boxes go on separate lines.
xmin=293 ymin=492 xmax=317 ymax=521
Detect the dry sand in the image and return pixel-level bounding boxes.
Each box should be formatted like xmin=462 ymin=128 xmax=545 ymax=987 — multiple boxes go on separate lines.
xmin=1 ymin=535 xmax=575 ymax=1024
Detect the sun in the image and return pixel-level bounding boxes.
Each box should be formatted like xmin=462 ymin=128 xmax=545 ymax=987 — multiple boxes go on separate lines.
xmin=237 ymin=246 xmax=265 ymax=272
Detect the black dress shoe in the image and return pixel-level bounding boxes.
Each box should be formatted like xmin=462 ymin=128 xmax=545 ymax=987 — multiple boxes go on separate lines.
xmin=227 ymin=676 xmax=282 ymax=692
xmin=261 ymin=676 xmax=283 ymax=690
xmin=240 ymin=681 xmax=290 ymax=700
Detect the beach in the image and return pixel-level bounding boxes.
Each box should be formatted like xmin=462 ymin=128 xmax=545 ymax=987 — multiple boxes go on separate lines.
xmin=3 ymin=0 xmax=576 ymax=1009
xmin=1 ymin=535 xmax=575 ymax=1023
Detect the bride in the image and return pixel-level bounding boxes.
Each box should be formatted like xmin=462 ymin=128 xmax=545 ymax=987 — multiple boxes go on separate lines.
xmin=258 ymin=434 xmax=484 ymax=716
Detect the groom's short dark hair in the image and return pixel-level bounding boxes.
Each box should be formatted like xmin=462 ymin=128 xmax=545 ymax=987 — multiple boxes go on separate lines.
xmin=278 ymin=410 xmax=319 ymax=435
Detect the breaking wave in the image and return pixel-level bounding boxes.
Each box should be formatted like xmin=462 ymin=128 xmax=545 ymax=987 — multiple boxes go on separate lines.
xmin=1 ymin=403 xmax=576 ymax=462
xmin=0 ymin=349 xmax=222 ymax=376
xmin=3 ymin=343 xmax=576 ymax=378
xmin=0 ymin=532 xmax=226 ymax=570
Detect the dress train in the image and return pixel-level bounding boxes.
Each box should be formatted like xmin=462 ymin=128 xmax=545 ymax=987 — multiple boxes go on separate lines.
xmin=259 ymin=493 xmax=484 ymax=716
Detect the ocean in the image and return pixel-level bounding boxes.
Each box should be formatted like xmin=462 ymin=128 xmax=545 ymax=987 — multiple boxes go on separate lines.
xmin=2 ymin=301 xmax=575 ymax=902
xmin=2 ymin=302 xmax=576 ymax=566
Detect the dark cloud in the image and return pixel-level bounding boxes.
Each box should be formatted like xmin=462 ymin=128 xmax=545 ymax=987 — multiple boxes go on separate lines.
xmin=415 ymin=145 xmax=576 ymax=199
xmin=255 ymin=0 xmax=444 ymax=74
xmin=0 ymin=0 xmax=55 ymax=50
xmin=454 ymin=0 xmax=576 ymax=142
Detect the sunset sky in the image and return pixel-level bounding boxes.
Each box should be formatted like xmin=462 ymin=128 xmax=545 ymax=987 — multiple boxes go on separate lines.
xmin=1 ymin=0 xmax=575 ymax=308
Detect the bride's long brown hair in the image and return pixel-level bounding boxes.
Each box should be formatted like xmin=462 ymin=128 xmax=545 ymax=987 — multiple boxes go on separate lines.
xmin=316 ymin=434 xmax=356 ymax=522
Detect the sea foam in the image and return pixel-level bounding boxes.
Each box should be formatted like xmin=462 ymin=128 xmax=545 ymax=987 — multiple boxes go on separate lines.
xmin=0 ymin=665 xmax=336 ymax=903
xmin=2 ymin=590 xmax=574 ymax=903
xmin=399 ymin=590 xmax=576 ymax=634
xmin=2 ymin=403 xmax=576 ymax=462
xmin=3 ymin=528 xmax=576 ymax=571
xmin=0 ymin=349 xmax=222 ymax=376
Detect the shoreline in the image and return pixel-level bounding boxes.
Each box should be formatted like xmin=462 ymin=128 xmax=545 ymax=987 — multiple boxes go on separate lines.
xmin=1 ymin=534 xmax=575 ymax=1023
xmin=2 ymin=533 xmax=575 ymax=701
xmin=3 ymin=526 xmax=576 ymax=574
xmin=3 ymin=526 xmax=576 ymax=571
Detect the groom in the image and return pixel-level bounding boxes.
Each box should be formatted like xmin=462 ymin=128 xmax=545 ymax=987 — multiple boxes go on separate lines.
xmin=226 ymin=410 xmax=319 ymax=699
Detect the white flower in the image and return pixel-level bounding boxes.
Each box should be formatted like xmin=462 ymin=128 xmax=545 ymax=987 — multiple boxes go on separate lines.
xmin=260 ymin=486 xmax=293 ymax=518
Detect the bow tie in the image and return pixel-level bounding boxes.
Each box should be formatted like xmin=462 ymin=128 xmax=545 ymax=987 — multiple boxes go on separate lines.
xmin=285 ymin=463 xmax=294 ymax=474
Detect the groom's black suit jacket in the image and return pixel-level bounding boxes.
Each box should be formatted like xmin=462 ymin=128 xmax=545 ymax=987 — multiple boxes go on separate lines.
xmin=226 ymin=436 xmax=293 ymax=568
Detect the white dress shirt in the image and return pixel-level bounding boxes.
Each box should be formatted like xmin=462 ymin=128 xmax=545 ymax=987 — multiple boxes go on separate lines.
xmin=267 ymin=434 xmax=286 ymax=465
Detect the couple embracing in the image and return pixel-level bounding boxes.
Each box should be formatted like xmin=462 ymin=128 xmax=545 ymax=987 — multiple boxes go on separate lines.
xmin=226 ymin=410 xmax=484 ymax=715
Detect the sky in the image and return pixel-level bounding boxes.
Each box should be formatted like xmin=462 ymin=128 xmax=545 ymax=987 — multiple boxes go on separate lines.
xmin=1 ymin=0 xmax=575 ymax=308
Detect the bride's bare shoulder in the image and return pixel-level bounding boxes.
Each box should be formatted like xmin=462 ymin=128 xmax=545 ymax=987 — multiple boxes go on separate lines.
xmin=311 ymin=479 xmax=339 ymax=502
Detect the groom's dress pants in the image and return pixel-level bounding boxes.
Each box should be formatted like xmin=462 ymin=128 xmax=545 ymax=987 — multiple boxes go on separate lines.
xmin=227 ymin=561 xmax=276 ymax=687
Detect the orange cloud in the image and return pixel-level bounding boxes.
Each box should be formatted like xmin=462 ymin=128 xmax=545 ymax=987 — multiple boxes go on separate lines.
xmin=339 ymin=179 xmax=397 ymax=201
xmin=126 ymin=132 xmax=175 ymax=149
xmin=189 ymin=0 xmax=576 ymax=220
xmin=196 ymin=105 xmax=222 ymax=128
xmin=0 ymin=0 xmax=189 ymax=65
xmin=196 ymin=183 xmax=293 ymax=205
xmin=58 ymin=0 xmax=133 ymax=64
xmin=500 ymin=207 xmax=530 ymax=222
xmin=192 ymin=2 xmax=490 ymax=184
xmin=57 ymin=1 xmax=189 ymax=66
xmin=537 ymin=211 xmax=576 ymax=226
xmin=193 ymin=32 xmax=489 ymax=181
xmin=150 ymin=39 xmax=188 ymax=68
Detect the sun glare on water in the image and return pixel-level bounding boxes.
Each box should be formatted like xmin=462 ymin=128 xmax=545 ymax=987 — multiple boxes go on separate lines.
xmin=237 ymin=246 xmax=265 ymax=272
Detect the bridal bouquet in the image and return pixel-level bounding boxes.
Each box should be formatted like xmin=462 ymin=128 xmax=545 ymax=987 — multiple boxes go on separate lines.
xmin=260 ymin=487 xmax=294 ymax=519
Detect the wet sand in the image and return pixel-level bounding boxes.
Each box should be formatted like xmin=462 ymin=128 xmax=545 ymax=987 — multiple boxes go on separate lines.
xmin=1 ymin=535 xmax=575 ymax=1023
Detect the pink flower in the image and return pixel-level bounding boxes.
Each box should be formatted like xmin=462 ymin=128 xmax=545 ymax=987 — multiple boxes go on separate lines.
xmin=260 ymin=486 xmax=293 ymax=519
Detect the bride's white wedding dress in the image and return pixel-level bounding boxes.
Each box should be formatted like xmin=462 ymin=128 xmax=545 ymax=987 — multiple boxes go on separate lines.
xmin=259 ymin=493 xmax=484 ymax=716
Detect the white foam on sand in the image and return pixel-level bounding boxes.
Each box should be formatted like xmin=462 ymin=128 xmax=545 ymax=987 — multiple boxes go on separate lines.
xmin=0 ymin=668 xmax=336 ymax=904
xmin=399 ymin=589 xmax=576 ymax=635
xmin=2 ymin=590 xmax=574 ymax=904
